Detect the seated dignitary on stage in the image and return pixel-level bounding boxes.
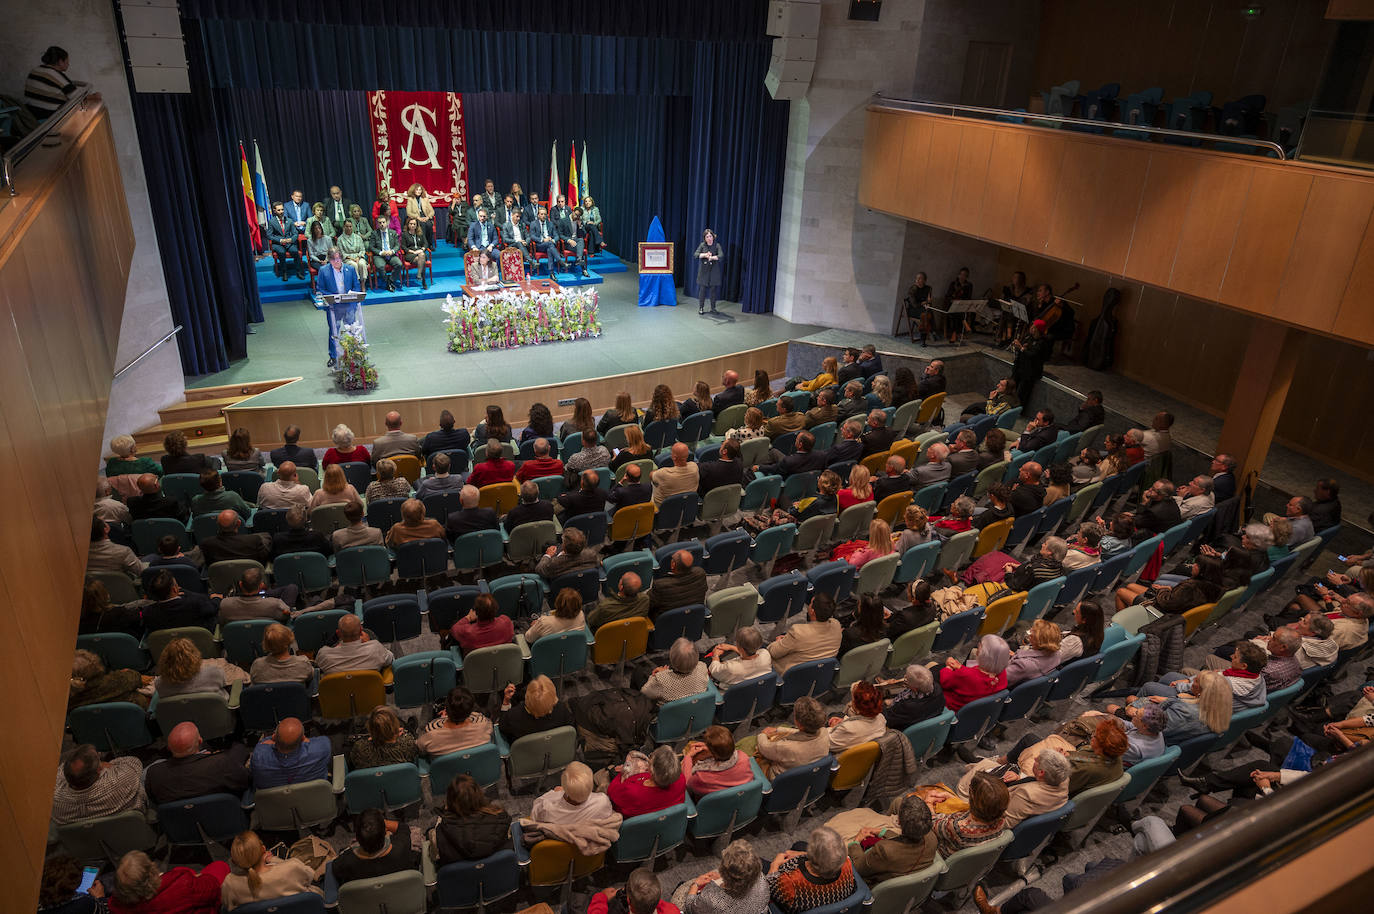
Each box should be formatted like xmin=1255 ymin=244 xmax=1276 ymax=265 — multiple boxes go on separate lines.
xmin=337 ymin=219 xmax=369 ymax=285
xmin=316 ymin=247 xmax=364 ymax=369
xmin=370 ymin=216 xmax=403 ymax=292
xmin=502 ymin=209 xmax=533 ymax=268
xmin=324 ymin=185 xmax=353 ymax=234
xmin=467 ymin=206 xmax=498 ymax=254
xmin=471 ymin=250 xmax=501 ymax=288
xmin=558 ymin=207 xmax=590 ymax=277
xmin=265 ymin=201 xmax=303 ymax=280
xmin=529 ymin=205 xmax=563 ymax=273
xmin=582 ymin=195 xmax=603 ymax=252
xmin=401 ymin=218 xmax=429 ymax=290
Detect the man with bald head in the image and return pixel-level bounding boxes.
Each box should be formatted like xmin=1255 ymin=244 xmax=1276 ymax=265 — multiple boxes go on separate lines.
xmin=444 ymin=484 xmax=500 ymax=539
xmin=649 ymin=550 xmax=708 ymax=618
xmin=371 ymin=410 xmax=422 ymax=460
xmin=315 ymin=613 xmax=395 ymax=675
xmin=1009 ymin=461 xmax=1046 ymax=517
xmin=712 ymin=369 xmax=744 ymax=413
xmin=128 ymin=473 xmax=187 ymax=521
xmin=256 ymin=461 xmax=311 ymax=510
xmin=199 ymin=509 xmax=271 ymax=565
xmin=145 ymin=722 xmax=251 ymax=804
xmin=587 ymin=571 xmax=650 ymax=629
xmin=650 ymin=442 xmax=699 ymax=507
xmin=516 ymin=437 xmax=564 ymax=483
xmin=917 ymin=359 xmax=946 ymax=398
xmin=385 ymin=498 xmax=445 ymax=547
xmin=250 ymin=717 xmax=332 ymax=788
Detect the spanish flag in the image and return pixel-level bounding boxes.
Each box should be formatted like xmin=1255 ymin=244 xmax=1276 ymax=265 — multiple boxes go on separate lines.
xmin=239 ymin=142 xmax=262 ymax=252
xmin=567 ymin=142 xmax=579 ymax=209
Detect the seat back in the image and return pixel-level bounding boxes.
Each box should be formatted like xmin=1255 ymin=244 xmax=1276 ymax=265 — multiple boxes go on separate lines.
xmin=948 ymin=690 xmax=1008 ymax=744
xmin=451 ymin=530 xmax=505 ymax=572
xmin=912 ymin=482 xmax=947 ymax=515
xmin=1181 ymin=603 xmax=1214 ymax=639
xmin=67 ymin=702 xmax=153 ymax=753
xmin=837 ymin=639 xmax=891 ymax=689
xmin=934 ymin=829 xmax=1013 ymax=892
xmin=317 ymin=671 xmax=387 ymax=719
xmin=778 ymin=658 xmax=839 ymax=704
xmin=488 ymin=573 xmax=546 ymax=619
xmin=435 ymin=849 xmax=521 ymax=910
xmin=335 ymin=869 xmax=427 ymax=914
xmin=643 ymin=420 xmax=678 ymax=450
xmin=157 ymin=792 xmax=248 ymax=846
xmin=915 ymin=392 xmax=946 ymax=425
xmin=612 ymin=803 xmax=690 ymax=864
xmin=894 ymin=539 xmax=941 ymax=585
xmin=239 ymin=682 xmax=312 ymax=732
xmin=1091 ymin=551 xmax=1132 ymax=593
xmin=700 ymin=484 xmax=744 ymax=525
xmin=810 ymin=421 xmax=838 ymax=452
xmin=526 ymin=837 xmax=604 ymax=887
xmin=875 ymin=491 xmax=913 ymax=527
xmin=1019 ymin=576 xmax=1064 ymax=625
xmin=807 ymin=560 xmax=856 ymax=605
xmin=903 ymin=707 xmax=957 ymax=762
xmin=334 ymin=545 xmax=392 ymax=587
xmin=223 ymin=470 xmax=264 ymax=503
xmin=272 ymin=551 xmax=332 ymax=593
xmin=148 ymin=624 xmax=219 ymax=663
xmin=290 ymin=608 xmax=349 ymax=654
xmin=780 ymin=470 xmax=820 ymax=505
xmin=690 ymin=765 xmax=766 ymax=838
xmin=365 ymin=497 xmax=406 ymax=535
xmin=740 ymin=472 xmax=781 ymax=511
xmin=715 ymin=673 xmax=779 ymax=726
xmin=426 ymin=742 xmax=504 ymax=793
xmin=934 ymin=529 xmax=977 ymax=574
xmin=57 ymin=809 xmax=159 ymax=867
xmin=650 ymin=689 xmax=718 ymax=743
xmin=1122 ymin=534 xmax=1164 ymax=582
xmin=678 ymin=411 xmax=714 ymax=446
xmin=76 ymin=633 xmax=148 ymax=672
xmin=655 ymin=491 xmax=700 ymax=531
xmin=218 ymin=619 xmax=275 ymax=669
xmin=478 ymin=482 xmax=519 ymax=515
xmin=649 ymin=604 xmax=707 ymax=651
xmin=361 ymin=594 xmax=423 ymax=643
xmin=308 ymin=503 xmax=350 ymax=536
xmin=757 ymin=572 xmax=809 ymax=624
xmin=1000 ymin=673 xmax=1055 ymax=721
xmin=343 ymin=762 xmax=423 ymax=814
xmin=460 ymin=643 xmax=526 ymax=694
xmin=1003 ymin=801 xmax=1075 ymax=861
xmin=829 ymin=741 xmax=881 ymax=792
xmin=252 ymin=779 xmax=338 ymax=833
xmin=979 ymin=591 xmax=1027 ymax=637
xmin=154 ymin=691 xmax=235 ymax=740
xmin=161 ymin=473 xmax=204 ymax=506
xmin=1058 ymin=564 xmax=1099 ymax=608
xmin=1094 ymin=630 xmax=1144 ymax=683
xmin=794 ymin=514 xmax=837 ymax=555
xmin=706 ymin=584 xmax=760 ymax=638
xmin=869 ymin=856 xmax=944 ymax=914
xmin=703 ymin=529 xmax=753 ymax=576
xmin=609 ymin=503 xmax=655 ymax=543
xmin=391 ymin=651 xmax=459 ymax=707
xmin=1005 ymin=508 xmax=1043 ymax=555
xmin=1045 ymin=654 xmax=1102 ymax=701
xmin=889 ymin=621 xmax=940 ymax=669
xmin=132 ymin=517 xmax=191 ymax=555
xmin=931 ymin=606 xmax=984 ymax=655
xmin=338 ymin=461 xmax=373 ymax=493
xmin=207 ymin=559 xmax=264 ymax=597
xmin=507 ymin=725 xmax=579 ymax=780
xmin=855 ymin=553 xmax=900 ymax=595
xmin=1066 ymin=482 xmax=1101 ymax=527
xmin=764 ymin=754 xmax=836 ymax=816
xmin=590 ymin=618 xmax=648 ymax=666
xmin=972 ymin=518 xmax=1013 ymax=558
xmin=1064 ymin=773 xmax=1130 ymax=833
xmin=1113 ymin=603 xmax=1163 ymax=636
xmin=751 ymin=524 xmax=798 ymax=565
xmin=391 ymin=537 xmax=450 ymax=581
xmin=1116 ymin=744 xmax=1181 ymax=806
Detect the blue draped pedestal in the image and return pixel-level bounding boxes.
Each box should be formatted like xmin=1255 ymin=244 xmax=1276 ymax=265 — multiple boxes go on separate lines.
xmin=638 ymin=216 xmax=676 ymax=307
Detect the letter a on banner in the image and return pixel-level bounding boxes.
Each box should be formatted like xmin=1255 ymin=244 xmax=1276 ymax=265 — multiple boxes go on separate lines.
xmin=368 ymin=90 xmax=468 ymax=205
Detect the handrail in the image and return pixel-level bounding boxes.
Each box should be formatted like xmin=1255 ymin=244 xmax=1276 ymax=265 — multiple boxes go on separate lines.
xmin=871 ymin=95 xmax=1287 ymax=160
xmin=2 ymin=84 xmax=91 ymax=196
xmin=113 ymin=326 xmax=182 ymax=380
xmin=1035 ymin=741 xmax=1374 ymax=913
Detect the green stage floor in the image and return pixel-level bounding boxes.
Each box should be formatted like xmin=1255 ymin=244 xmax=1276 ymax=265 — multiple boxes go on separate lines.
xmin=191 ymin=271 xmax=821 ymax=407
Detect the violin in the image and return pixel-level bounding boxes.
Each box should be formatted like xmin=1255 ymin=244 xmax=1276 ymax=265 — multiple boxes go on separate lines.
xmin=1036 ymin=282 xmax=1079 ymax=329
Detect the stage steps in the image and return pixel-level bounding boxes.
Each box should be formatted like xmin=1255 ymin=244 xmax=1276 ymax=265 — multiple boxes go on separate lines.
xmin=133 ymin=378 xmax=300 ymax=454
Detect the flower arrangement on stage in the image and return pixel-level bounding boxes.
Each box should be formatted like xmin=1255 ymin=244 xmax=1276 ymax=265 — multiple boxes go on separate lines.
xmin=337 ymin=323 xmax=379 ymax=390
xmin=443 ymin=289 xmax=602 ymax=354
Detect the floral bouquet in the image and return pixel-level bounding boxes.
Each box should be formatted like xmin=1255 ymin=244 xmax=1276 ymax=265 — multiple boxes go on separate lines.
xmin=444 ymin=289 xmax=601 ymax=354
xmin=337 ymin=322 xmax=379 ymax=390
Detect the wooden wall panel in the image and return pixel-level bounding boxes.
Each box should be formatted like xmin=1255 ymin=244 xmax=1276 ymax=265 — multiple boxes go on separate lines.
xmin=976 ymin=129 xmax=1028 ymax=241
xmin=918 ymin=122 xmax=961 ymax=227
xmin=1121 ymin=154 xmax=1196 ymax=287
xmin=858 ymin=111 xmax=906 ymax=211
xmin=1084 ymin=144 xmax=1151 ymax=276
xmin=1279 ymin=176 xmax=1374 ymax=329
xmin=1332 ymin=217 xmax=1374 ymax=343
xmin=896 ymin=117 xmax=932 ymax=217
xmin=947 ymin=126 xmax=993 ymax=237
xmin=0 ymin=109 xmax=132 ymax=912
xmin=1044 ymin=141 xmax=1105 ymax=265
xmin=1168 ymin=161 xmax=1252 ymax=300
xmin=1220 ymin=169 xmax=1313 ymax=318
xmin=1009 ymin=134 xmax=1067 ymax=253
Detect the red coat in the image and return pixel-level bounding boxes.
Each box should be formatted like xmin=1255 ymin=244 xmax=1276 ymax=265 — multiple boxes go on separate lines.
xmin=939 ymin=664 xmax=1006 ymax=711
xmin=516 ymin=456 xmax=565 ymax=483
xmin=322 ymin=445 xmax=371 ymax=467
xmin=109 ymin=862 xmax=228 ymax=914
xmin=467 ymin=459 xmax=517 ymax=488
xmin=606 ymin=771 xmax=685 ymax=817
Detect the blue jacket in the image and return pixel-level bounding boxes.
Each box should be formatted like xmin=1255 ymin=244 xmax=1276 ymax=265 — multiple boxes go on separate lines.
xmin=467 ymin=220 xmax=497 ymax=251
xmin=265 ymin=212 xmax=294 ymax=244
xmin=316 ymin=262 xmax=362 ymax=297
xmin=250 ymin=736 xmax=331 ymax=788
xmin=283 ymin=199 xmax=311 ymax=232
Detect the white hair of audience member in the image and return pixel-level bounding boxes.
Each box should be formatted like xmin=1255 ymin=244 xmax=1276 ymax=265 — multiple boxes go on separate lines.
xmin=975 ymin=634 xmax=1011 ymax=675
xmin=950 ymin=495 xmax=976 ymax=519
xmin=736 ymin=627 xmax=764 ymax=656
xmin=1043 ymin=536 xmax=1069 ymax=561
xmin=459 ymin=484 xmax=480 ymax=508
xmin=109 ymin=435 xmax=136 ymax=457
xmin=649 ymin=745 xmax=681 ymax=787
xmin=805 ymin=827 xmax=847 ymax=880
xmin=668 ymin=638 xmax=698 ymax=675
xmin=1036 ymin=749 xmax=1071 ymax=786
xmin=927 ymin=442 xmax=949 ymax=462
xmin=332 ymin=424 xmax=354 ymax=448
xmin=1244 ymin=522 xmax=1274 ymax=549
xmin=1272 ymin=627 xmax=1300 ymax=655
xmin=904 ymin=663 xmax=935 ymax=695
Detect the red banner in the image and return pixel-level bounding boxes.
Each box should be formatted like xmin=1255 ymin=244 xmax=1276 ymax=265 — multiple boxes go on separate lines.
xmin=367 ymin=90 xmax=468 ymax=206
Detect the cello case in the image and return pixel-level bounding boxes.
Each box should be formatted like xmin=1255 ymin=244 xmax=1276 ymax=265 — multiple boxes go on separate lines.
xmin=1083 ymin=287 xmax=1120 ymax=371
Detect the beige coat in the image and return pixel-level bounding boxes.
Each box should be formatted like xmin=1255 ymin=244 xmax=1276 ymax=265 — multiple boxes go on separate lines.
xmin=956 ymin=757 xmax=1068 ymax=827
xmin=770 ymin=619 xmax=842 ymax=673
xmin=221 ymin=859 xmax=321 ymax=909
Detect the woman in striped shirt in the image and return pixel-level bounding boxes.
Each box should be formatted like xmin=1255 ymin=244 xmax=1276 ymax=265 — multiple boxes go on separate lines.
xmin=24 ymin=46 xmax=99 ymax=119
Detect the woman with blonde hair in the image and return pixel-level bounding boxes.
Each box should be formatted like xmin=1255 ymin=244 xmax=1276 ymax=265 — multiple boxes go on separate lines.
xmin=726 ymin=407 xmax=767 ymax=442
xmin=348 ymin=705 xmax=417 ymax=768
xmin=870 ymin=374 xmax=892 ymax=406
xmin=153 ymin=638 xmax=227 ymax=699
xmin=845 ymin=518 xmax=894 ymax=569
xmin=1115 ymin=669 xmax=1232 ymax=743
xmin=680 ymin=381 xmax=714 ymax=418
xmin=106 ymin=434 xmax=162 ymax=478
xmin=895 ymin=505 xmax=933 ymax=552
xmin=838 ymin=464 xmax=874 ymax=511
xmin=321 ymin=423 xmax=370 ymax=467
xmin=1006 ymin=620 xmax=1063 ymax=687
xmin=309 ymin=463 xmax=361 ymax=508
xmin=795 ymin=356 xmax=838 ymax=392
xmin=610 ymin=424 xmax=653 ymax=471
xmin=598 ymin=391 xmax=642 ymax=436
xmin=249 ymin=623 xmax=313 ymax=685
xmin=496 ymin=674 xmax=575 ymax=742
xmin=746 ymin=369 xmax=771 ymax=406
xmin=644 ymin=384 xmax=677 ymax=424
xmin=222 ymin=830 xmax=320 ymax=908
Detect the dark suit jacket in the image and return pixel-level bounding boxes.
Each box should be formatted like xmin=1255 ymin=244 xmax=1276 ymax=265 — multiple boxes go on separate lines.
xmin=423 ymin=428 xmax=472 ymax=456
xmin=145 ymin=744 xmax=252 ymax=805
xmin=551 ymin=204 xmax=572 ymax=223
xmin=1212 ymin=471 xmax=1237 ymax=504
xmin=1063 ymin=404 xmax=1105 ymax=434
xmin=825 ymin=438 xmax=864 ymax=466
xmin=606 ymin=482 xmax=653 ymax=513
xmin=467 ymin=221 xmax=498 ymax=251
xmin=712 ymin=385 xmax=745 ymax=414
xmin=554 ymin=215 xmax=578 ymax=243
xmin=872 ymin=474 xmax=913 ymax=504
xmin=1310 ymin=497 xmax=1341 ymax=531
xmin=265 ymin=214 xmax=295 ymax=245
xmin=1009 ymin=483 xmax=1046 ymax=517
xmin=648 ymin=567 xmax=708 ymax=618
xmin=1136 ymin=498 xmax=1183 ymax=536
xmin=129 ymin=494 xmax=188 ymax=523
xmin=271 ymin=528 xmax=333 ymax=559
xmin=836 ymin=363 xmax=863 ymax=386
xmin=504 ymin=500 xmax=556 ymax=533
xmin=446 ymin=508 xmax=500 ymax=539
xmin=697 ymin=459 xmax=744 ymax=496
xmin=324 ymin=198 xmax=354 ymax=233
xmin=1017 ymin=425 xmax=1058 ymax=454
xmin=860 ymin=426 xmax=898 ymax=457
xmin=858 ymin=355 xmax=884 ymax=379
xmin=946 ymin=449 xmax=980 ymax=478
xmin=758 ymin=449 xmax=828 ymax=478
xmin=529 ymin=219 xmax=558 ymax=244
xmin=199 ymin=533 xmax=271 ymax=566
xmin=270 ymin=444 xmax=318 ymax=470
xmin=142 ymin=593 xmax=220 ymax=632
xmin=284 ymin=199 xmax=311 ymax=231
xmin=557 ymin=488 xmax=607 ymax=518
xmin=521 ymin=202 xmax=542 ymax=225
xmin=370 ymin=228 xmax=402 ymax=256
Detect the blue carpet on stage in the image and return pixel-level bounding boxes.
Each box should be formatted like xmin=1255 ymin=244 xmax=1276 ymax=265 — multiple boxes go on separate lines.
xmin=255 ymin=241 xmax=626 ymax=305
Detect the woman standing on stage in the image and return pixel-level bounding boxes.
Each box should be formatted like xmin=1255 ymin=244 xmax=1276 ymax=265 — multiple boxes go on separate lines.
xmin=694 ymin=228 xmax=723 ymax=315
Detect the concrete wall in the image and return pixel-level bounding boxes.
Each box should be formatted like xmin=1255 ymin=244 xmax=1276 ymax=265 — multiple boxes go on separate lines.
xmin=0 ymin=0 xmax=184 ymax=453
xmin=911 ymin=0 xmax=1042 ymax=107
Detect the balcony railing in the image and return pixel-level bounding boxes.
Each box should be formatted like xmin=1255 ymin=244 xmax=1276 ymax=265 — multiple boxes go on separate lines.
xmin=2 ymin=85 xmax=91 ymax=197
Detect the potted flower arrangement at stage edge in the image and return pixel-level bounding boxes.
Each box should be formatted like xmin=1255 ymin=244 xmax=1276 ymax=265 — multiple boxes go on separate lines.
xmin=337 ymin=323 xmax=379 ymax=390
xmin=443 ymin=288 xmax=601 ymax=354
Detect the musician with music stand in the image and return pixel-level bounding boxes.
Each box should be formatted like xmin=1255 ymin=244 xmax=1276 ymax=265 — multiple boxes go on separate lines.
xmin=314 ymin=247 xmax=368 ymax=369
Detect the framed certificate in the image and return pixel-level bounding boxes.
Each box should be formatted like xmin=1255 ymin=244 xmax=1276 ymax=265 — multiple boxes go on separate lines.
xmin=638 ymin=242 xmax=674 ymax=274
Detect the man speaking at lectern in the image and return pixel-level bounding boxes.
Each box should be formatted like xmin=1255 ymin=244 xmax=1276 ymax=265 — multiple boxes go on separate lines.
xmin=317 ymin=246 xmax=363 ymax=369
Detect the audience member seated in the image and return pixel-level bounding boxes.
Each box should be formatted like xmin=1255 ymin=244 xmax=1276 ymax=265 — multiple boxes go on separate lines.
xmin=932 ymin=496 xmax=975 ymax=538
xmin=530 ymin=761 xmax=614 ymax=825
xmin=641 ymin=638 xmax=710 ymax=704
xmin=332 ymin=500 xmax=383 ymax=551
xmin=1007 ymin=715 xmax=1129 ymax=796
xmin=385 ymin=498 xmax=445 ymax=548
xmin=221 ymin=428 xmax=267 ymax=475
xmin=974 ymin=484 xmax=1014 ymax=532
xmin=153 ymin=638 xmax=228 ymax=699
xmin=682 ymin=725 xmax=753 ymax=798
xmin=1201 ymin=523 xmax=1271 ymax=589
xmin=315 ymin=613 xmax=394 ymax=675
xmin=1132 ymin=480 xmax=1183 ymax=536
xmin=495 ymin=674 xmax=575 ymax=742
xmin=1118 ymin=554 xmax=1224 ymax=614
xmin=1005 ymin=537 xmax=1067 ymax=592
xmin=51 ymin=744 xmax=145 ymax=827
xmin=1059 ymin=600 xmax=1105 ymax=662
xmin=754 ymin=430 xmax=827 ymax=480
xmin=845 ymin=794 xmax=937 ymax=885
xmin=87 ymin=516 xmax=144 ymax=579
xmin=1141 ymin=411 xmax=1173 ymax=458
xmin=650 ymin=550 xmax=708 ymax=618
xmin=979 ymin=428 xmax=1010 ymax=468
xmin=844 ymin=519 xmax=896 ymax=571
xmin=894 ymin=506 xmax=935 ymax=554
xmin=763 ymin=397 xmax=806 ymax=439
xmin=517 ymin=437 xmax=565 ymax=483
xmin=827 ymin=419 xmax=865 ymax=466
xmin=127 ymin=473 xmax=187 ymax=522
xmin=840 ymin=594 xmax=890 ymax=657
xmin=106 ymin=434 xmax=163 ymax=479
xmin=707 ymin=626 xmax=772 ymax=687
xmin=679 ymin=839 xmax=769 ymax=914
xmin=331 ymin=808 xmax=420 ymax=888
xmin=249 ymin=623 xmax=315 ymax=685
xmin=946 ymin=429 xmax=980 ymax=477
xmin=253 ymin=461 xmax=309 ymax=510
xmin=608 ymin=464 xmax=654 ymax=514
xmin=416 ymin=452 xmax=464 ymax=499
xmin=223 ymin=830 xmax=321 ymax=909
xmin=1310 ymin=477 xmax=1342 ymax=530
xmin=321 ymin=424 xmax=371 ymax=468
xmin=957 ymin=748 xmax=1070 ymax=828
xmin=926 ymin=774 xmax=1012 ymax=860
xmin=369 ymin=411 xmax=420 ymax=462
xmin=451 ymin=593 xmax=515 ymax=654
xmin=525 ymin=588 xmax=587 ymax=644
xmin=1109 ymin=704 xmax=1168 ymax=767
xmin=561 ymin=398 xmax=599 ymax=440
xmin=68 ymin=649 xmax=147 ymax=710
xmin=752 ymin=696 xmax=831 ymax=777
xmin=109 ymin=850 xmax=227 ymax=914
xmin=1063 ymin=524 xmax=1103 ymax=569
xmin=272 ymin=506 xmax=333 ymax=559
xmin=880 ymin=663 xmax=945 ymax=731
xmin=432 ymin=775 xmax=512 ymax=865
xmin=597 ymin=392 xmax=644 ymax=436
xmin=911 ymin=443 xmax=952 ymax=488
xmin=827 ymin=680 xmax=887 ymax=751
xmin=837 ymin=464 xmax=874 ymax=512
xmin=696 ymin=439 xmax=744 ymax=494
xmin=886 ymin=581 xmax=939 ymax=641
xmin=1174 ymin=475 xmax=1214 ymax=519
xmin=607 ymin=745 xmax=686 ymax=816
xmin=535 ymin=528 xmax=596 ymax=582
xmin=770 ymin=593 xmax=843 ymax=674
xmin=250 ymin=716 xmax=331 ymax=788
xmin=609 ymin=425 xmax=652 ymax=473
xmin=1008 ymin=462 xmax=1046 ymax=517
xmin=727 ymin=407 xmax=768 ymax=443
xmin=1012 ymin=410 xmax=1055 ymax=454
xmin=941 ymin=635 xmax=1011 ymax=711
xmin=347 ymin=706 xmax=417 ymax=769
xmin=94 ymin=481 xmax=132 ymax=526
xmin=1110 ymin=669 xmax=1232 ymax=746
xmin=835 ymin=381 xmax=868 ymax=422
xmin=310 ymin=464 xmax=363 ymax=510
xmin=805 ymin=388 xmax=838 ymax=429
xmin=444 ymin=484 xmax=500 ymax=539
xmin=1006 ymin=619 xmax=1064 ymax=688
xmin=141 ymin=570 xmax=218 ymax=632
xmin=960 ymin=379 xmax=1017 ymax=422
xmin=361 ymin=459 xmax=409 ymax=504
xmin=558 ymin=470 xmax=608 ymax=518
xmin=1097 ymin=514 xmax=1136 ymax=558
xmin=267 ymin=425 xmax=316 ymax=471
xmin=588 ymin=572 xmax=650 ymax=630
xmin=680 ymin=381 xmax=714 ymax=419
xmin=590 ymin=869 xmax=676 ymax=914
xmin=766 ymin=827 xmax=856 ymax=914
xmin=219 ymin=567 xmax=293 ymax=624
xmin=416 ymin=687 xmax=493 ymax=757
xmin=1042 ymin=463 xmax=1072 ymax=506
xmin=145 ymin=722 xmax=251 ymax=806
xmin=564 ymin=429 xmax=613 ymax=482
xmin=872 ymin=456 xmax=911 ymax=504
xmin=423 ymin=409 xmax=472 ymax=456
xmin=143 ymin=537 xmax=200 ymax=573
xmin=651 ymin=443 xmax=700 ymax=507
xmin=474 ymin=405 xmax=512 ymax=444
xmin=162 ymin=429 xmax=216 ymax=475
xmin=38 ymin=854 xmax=110 ymax=914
